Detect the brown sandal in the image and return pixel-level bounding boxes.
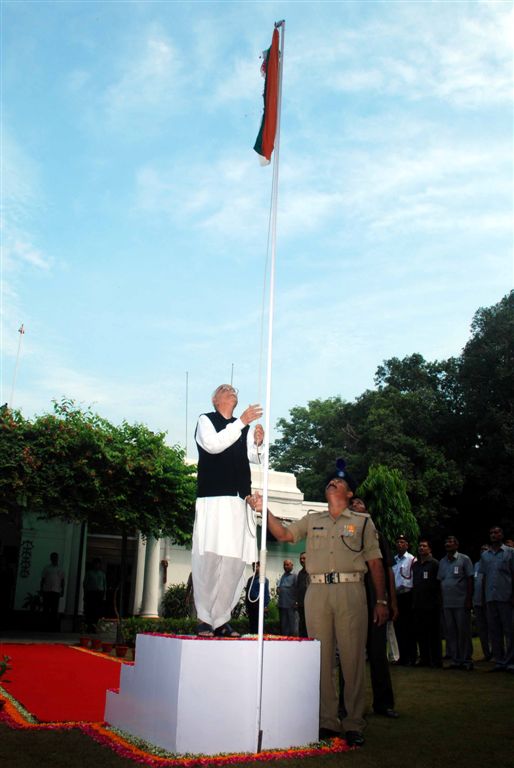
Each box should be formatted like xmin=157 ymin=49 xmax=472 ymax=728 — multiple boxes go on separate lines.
xmin=214 ymin=623 xmax=240 ymax=638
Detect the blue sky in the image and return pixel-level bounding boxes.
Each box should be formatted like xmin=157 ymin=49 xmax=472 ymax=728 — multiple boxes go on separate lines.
xmin=1 ymin=0 xmax=512 ymax=457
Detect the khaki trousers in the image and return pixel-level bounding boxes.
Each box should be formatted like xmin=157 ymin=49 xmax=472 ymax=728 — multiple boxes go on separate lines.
xmin=305 ymin=581 xmax=367 ymax=733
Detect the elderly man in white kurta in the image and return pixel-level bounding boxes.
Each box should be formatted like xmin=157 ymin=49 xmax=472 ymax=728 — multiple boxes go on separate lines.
xmin=193 ymin=384 xmax=263 ymax=637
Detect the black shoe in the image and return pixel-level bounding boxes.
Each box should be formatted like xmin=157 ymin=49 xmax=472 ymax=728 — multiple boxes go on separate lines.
xmin=374 ymin=708 xmax=399 ymax=719
xmin=345 ymin=731 xmax=365 ymax=747
xmin=318 ymin=727 xmax=340 ymax=740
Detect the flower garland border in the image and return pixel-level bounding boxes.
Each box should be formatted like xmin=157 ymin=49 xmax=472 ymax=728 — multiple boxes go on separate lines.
xmin=0 ymin=688 xmax=352 ymax=766
xmin=139 ymin=633 xmax=315 ymax=642
xmin=71 ymin=646 xmax=134 ymax=664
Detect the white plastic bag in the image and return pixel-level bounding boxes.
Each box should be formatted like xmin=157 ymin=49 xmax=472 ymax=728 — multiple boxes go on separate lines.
xmin=386 ymin=620 xmax=400 ymax=662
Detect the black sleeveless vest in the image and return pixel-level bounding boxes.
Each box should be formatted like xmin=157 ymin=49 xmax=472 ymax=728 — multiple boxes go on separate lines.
xmin=196 ymin=411 xmax=251 ymax=499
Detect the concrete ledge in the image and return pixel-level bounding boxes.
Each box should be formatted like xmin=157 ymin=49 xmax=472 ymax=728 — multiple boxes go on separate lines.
xmin=105 ymin=633 xmax=320 ymax=755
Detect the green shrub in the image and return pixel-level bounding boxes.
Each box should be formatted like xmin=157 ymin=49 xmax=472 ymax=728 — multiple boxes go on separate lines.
xmin=121 ymin=614 xmax=282 ymax=644
xmin=160 ymin=583 xmax=190 ymax=618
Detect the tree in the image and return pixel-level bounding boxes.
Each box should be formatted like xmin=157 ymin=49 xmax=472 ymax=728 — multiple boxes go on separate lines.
xmin=1 ymin=399 xmax=196 ymax=540
xmin=270 ymin=397 xmax=358 ymax=501
xmin=270 ymin=294 xmax=513 ymax=552
xmin=359 ymin=465 xmax=419 ymax=545
xmin=454 ymin=291 xmax=514 ymax=535
xmin=270 ymin=376 xmax=463 ymax=531
xmin=0 ymin=406 xmax=31 ymax=527
xmin=349 ymin=384 xmax=462 ymax=532
xmin=0 ymin=400 xmax=197 ymax=629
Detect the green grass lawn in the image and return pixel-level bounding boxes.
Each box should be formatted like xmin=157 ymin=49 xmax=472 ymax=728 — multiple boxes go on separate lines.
xmin=1 ymin=656 xmax=513 ymax=768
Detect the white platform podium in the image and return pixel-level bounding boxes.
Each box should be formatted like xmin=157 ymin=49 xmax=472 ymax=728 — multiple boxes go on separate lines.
xmin=105 ymin=633 xmax=320 ymax=756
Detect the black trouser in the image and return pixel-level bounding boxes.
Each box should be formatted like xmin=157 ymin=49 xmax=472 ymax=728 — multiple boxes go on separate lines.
xmin=297 ymin=606 xmax=308 ymax=638
xmin=84 ymin=590 xmax=105 ymax=630
xmin=414 ymin=607 xmax=442 ymax=667
xmin=367 ymin=615 xmax=395 ymax=711
xmin=246 ymin=601 xmax=260 ymax=634
xmin=396 ymin=591 xmax=417 ymax=665
xmin=42 ymin=591 xmax=61 ymax=632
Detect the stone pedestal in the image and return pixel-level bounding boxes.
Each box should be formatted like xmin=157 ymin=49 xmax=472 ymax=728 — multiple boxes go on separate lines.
xmin=105 ymin=633 xmax=320 ymax=756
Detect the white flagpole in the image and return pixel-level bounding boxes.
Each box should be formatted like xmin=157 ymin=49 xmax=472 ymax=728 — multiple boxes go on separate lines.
xmin=185 ymin=371 xmax=189 ymax=457
xmin=9 ymin=324 xmax=25 ymax=409
xmin=255 ymin=19 xmax=285 ymax=753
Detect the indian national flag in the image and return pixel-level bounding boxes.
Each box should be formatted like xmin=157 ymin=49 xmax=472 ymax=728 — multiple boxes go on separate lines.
xmin=254 ymin=28 xmax=279 ymax=165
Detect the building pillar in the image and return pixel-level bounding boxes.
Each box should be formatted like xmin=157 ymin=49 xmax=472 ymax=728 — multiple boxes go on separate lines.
xmin=139 ymin=535 xmax=160 ymax=617
xmin=132 ymin=533 xmax=146 ymax=615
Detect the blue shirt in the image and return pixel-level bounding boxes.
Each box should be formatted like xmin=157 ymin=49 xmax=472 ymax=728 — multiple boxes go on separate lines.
xmin=437 ymin=552 xmax=473 ymax=608
xmin=246 ymin=575 xmax=270 ymax=606
xmin=473 ymin=561 xmax=485 ymax=606
xmin=277 ymin=572 xmax=297 ymax=608
xmin=478 ymin=545 xmax=514 ymax=603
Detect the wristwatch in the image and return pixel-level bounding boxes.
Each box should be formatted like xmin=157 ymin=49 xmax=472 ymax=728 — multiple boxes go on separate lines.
xmin=376 ymin=599 xmax=388 ymax=605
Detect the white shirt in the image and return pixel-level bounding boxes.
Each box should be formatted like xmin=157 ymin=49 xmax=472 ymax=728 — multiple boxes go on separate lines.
xmin=393 ymin=551 xmax=416 ymax=591
xmin=41 ymin=564 xmax=64 ymax=593
xmin=195 ymin=415 xmax=262 ymax=464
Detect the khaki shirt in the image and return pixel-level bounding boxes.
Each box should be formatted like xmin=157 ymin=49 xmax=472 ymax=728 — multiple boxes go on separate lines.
xmin=287 ymin=507 xmax=382 ymax=575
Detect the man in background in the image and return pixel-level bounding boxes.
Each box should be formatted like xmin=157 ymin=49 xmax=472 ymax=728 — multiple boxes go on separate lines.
xmin=392 ymin=535 xmax=417 ymax=665
xmin=412 ymin=539 xmax=442 ymax=667
xmin=438 ymin=535 xmax=474 ymax=670
xmin=479 ymin=526 xmax=514 ymax=672
xmin=296 ymin=552 xmax=310 ymax=637
xmin=277 ymin=559 xmax=298 ymax=636
xmin=473 ymin=544 xmax=492 ymax=662
xmin=40 ymin=552 xmax=65 ymax=632
xmin=245 ymin=561 xmax=270 ymax=634
xmin=83 ymin=558 xmax=106 ymax=633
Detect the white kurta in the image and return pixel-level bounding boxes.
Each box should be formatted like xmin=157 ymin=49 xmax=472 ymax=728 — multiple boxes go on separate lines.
xmin=192 ymin=415 xmax=261 ymax=562
xmin=192 ymin=415 xmax=262 ymax=629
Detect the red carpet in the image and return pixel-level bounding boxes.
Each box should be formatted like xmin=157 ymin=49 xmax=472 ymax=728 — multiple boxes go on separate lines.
xmin=0 ymin=643 xmax=122 ymax=722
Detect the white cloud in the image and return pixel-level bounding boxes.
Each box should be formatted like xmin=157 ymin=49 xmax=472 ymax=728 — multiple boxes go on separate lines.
xmin=8 ymin=239 xmax=51 ymax=270
xmin=132 ymin=124 xmax=511 ymax=251
xmin=1 ymin=133 xmax=51 ymax=280
xmin=67 ymin=69 xmax=91 ymax=93
xmin=1 ymin=133 xmax=52 ymax=379
xmin=2 ymin=133 xmax=42 ymax=228
xmin=211 ymin=56 xmax=260 ymax=105
xmin=133 ymin=153 xmax=270 ymax=244
xmin=103 ymin=26 xmax=183 ymax=123
xmin=288 ymin=2 xmax=512 ymax=108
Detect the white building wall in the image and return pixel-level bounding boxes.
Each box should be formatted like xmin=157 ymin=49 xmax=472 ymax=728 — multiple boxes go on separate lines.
xmin=14 ymin=512 xmax=84 ymax=613
xmin=13 ymin=469 xmax=325 ymax=619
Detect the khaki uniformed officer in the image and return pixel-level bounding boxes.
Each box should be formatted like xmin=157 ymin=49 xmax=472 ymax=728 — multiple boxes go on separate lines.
xmin=251 ymin=462 xmax=388 ymax=748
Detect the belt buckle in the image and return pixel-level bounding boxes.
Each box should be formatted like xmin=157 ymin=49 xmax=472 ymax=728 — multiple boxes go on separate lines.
xmin=326 ymin=572 xmax=336 ymax=584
